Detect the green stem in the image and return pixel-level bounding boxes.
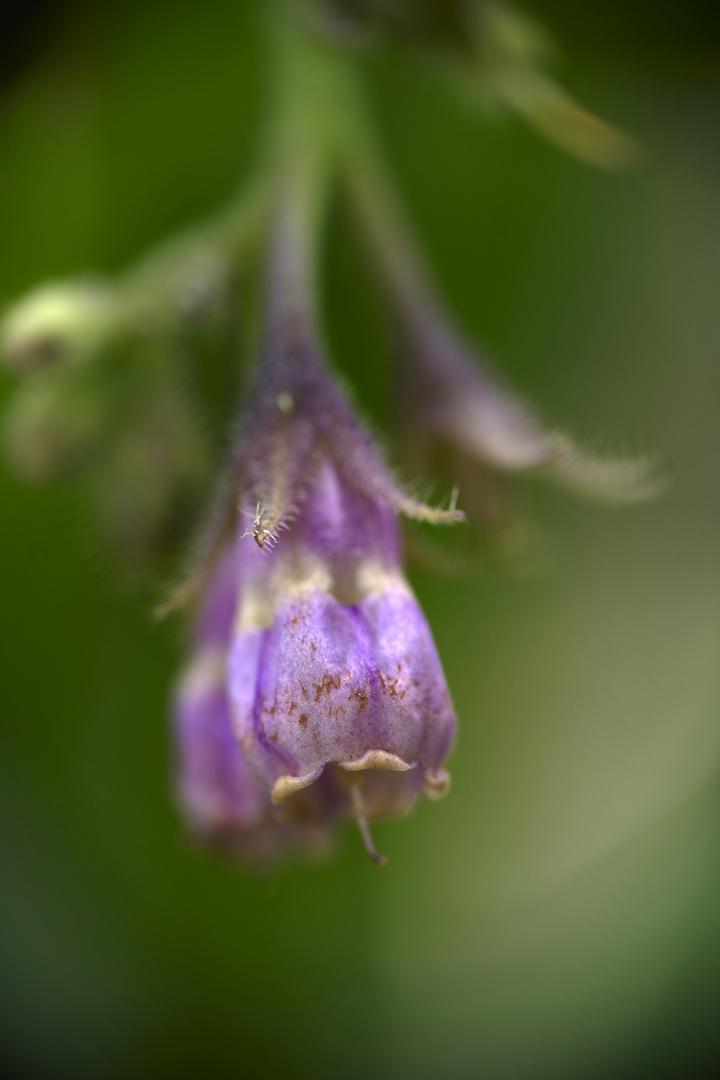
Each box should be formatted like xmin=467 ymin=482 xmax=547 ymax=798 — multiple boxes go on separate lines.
xmin=0 ymin=4 xmax=421 ymax=379
xmin=114 ymin=3 xmax=344 ymax=347
xmin=324 ymin=51 xmax=443 ymax=325
xmin=116 ymin=169 xmax=272 ymax=330
xmin=256 ymin=1 xmax=437 ymax=352
xmin=259 ymin=0 xmax=355 ymax=334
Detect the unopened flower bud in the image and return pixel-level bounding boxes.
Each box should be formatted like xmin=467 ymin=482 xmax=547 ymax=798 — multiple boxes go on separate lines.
xmin=1 ymin=282 xmax=117 ymax=373
xmin=393 ymin=292 xmax=662 ymax=544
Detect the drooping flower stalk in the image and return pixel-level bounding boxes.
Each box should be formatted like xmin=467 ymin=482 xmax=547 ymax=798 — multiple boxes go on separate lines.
xmin=235 ymin=191 xmax=458 ymax=852
xmin=323 ymin=71 xmax=661 ymax=542
xmin=176 ymin=81 xmax=459 ymax=859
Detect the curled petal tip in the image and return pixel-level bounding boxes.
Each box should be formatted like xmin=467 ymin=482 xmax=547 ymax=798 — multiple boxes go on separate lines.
xmin=339 ymin=750 xmax=414 ymax=773
xmin=271 ymin=769 xmax=323 ymax=805
xmin=423 ymin=768 xmax=451 ymax=800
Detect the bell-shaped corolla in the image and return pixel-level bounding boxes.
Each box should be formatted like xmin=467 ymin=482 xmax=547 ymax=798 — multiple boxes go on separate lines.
xmin=229 ymin=454 xmax=456 ymax=862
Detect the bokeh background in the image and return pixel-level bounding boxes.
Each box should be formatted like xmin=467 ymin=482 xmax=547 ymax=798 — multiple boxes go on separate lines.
xmin=2 ymin=2 xmax=720 ymax=1078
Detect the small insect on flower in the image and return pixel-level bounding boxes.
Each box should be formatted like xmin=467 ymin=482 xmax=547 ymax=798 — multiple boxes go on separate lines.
xmin=240 ymin=502 xmax=290 ymax=553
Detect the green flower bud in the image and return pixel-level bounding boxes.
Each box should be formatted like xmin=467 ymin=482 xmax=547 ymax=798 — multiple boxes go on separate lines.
xmin=1 ymin=282 xmax=118 ymax=373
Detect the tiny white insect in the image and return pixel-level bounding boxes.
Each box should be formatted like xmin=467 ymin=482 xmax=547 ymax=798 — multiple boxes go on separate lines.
xmin=240 ymin=502 xmax=289 ymax=553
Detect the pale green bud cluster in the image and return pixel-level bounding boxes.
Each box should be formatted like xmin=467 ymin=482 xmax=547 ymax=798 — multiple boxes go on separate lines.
xmin=1 ymin=282 xmax=119 ymax=372
xmin=0 ymin=273 xmax=218 ymax=569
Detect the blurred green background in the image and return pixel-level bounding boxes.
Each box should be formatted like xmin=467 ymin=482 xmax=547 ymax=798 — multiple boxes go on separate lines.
xmin=2 ymin=2 xmax=720 ymax=1078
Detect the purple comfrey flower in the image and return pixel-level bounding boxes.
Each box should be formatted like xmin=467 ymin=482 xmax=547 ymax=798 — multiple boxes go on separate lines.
xmin=389 ymin=267 xmax=661 ymax=542
xmin=174 ymin=205 xmax=460 ymax=863
xmin=345 ymin=165 xmax=660 ymax=546
xmin=175 ymin=547 xmax=334 ymax=862
xmin=230 ymin=456 xmax=455 ymax=862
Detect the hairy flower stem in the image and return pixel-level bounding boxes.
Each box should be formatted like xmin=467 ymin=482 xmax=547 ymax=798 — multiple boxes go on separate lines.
xmin=260 ymin=1 xmax=368 ymax=343
xmin=343 ymin=80 xmax=663 ymax=515
xmin=292 ymin=33 xmax=447 ymax=345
